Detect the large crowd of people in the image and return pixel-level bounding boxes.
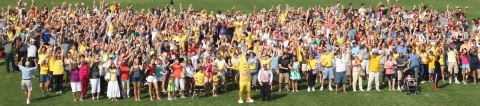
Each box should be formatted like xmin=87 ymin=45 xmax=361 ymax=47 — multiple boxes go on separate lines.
xmin=2 ymin=0 xmax=480 ymax=104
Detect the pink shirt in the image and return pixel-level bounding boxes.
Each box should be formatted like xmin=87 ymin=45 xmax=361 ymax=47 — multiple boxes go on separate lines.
xmin=79 ymin=63 xmax=89 ymax=80
xmin=384 ymin=61 xmax=396 ymax=74
xmin=461 ymin=54 xmax=469 ymax=64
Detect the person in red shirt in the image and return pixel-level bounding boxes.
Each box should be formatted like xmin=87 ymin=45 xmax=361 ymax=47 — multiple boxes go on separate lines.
xmin=146 ymin=58 xmax=161 ymax=101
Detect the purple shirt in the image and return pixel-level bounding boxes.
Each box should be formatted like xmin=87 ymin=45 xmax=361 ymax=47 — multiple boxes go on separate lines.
xmin=70 ymin=69 xmax=80 ymax=82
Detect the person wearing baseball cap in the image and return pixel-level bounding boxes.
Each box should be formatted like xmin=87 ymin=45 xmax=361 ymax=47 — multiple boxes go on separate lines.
xmin=367 ymin=48 xmax=384 ymax=91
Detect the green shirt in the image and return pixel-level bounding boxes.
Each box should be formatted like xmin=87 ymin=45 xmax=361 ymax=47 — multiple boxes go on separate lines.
xmin=3 ymin=42 xmax=13 ymax=54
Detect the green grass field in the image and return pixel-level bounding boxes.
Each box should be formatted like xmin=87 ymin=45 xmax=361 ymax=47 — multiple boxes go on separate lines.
xmin=1 ymin=0 xmax=480 ymax=19
xmin=2 ymin=0 xmax=480 ymax=105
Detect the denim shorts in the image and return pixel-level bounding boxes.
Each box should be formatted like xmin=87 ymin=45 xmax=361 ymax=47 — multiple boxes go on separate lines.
xmin=334 ymin=72 xmax=348 ymax=84
xmin=323 ymin=67 xmax=334 ymax=79
xmin=131 ymin=76 xmax=143 ymax=83
xmin=39 ymin=74 xmax=50 ymax=82
xmin=462 ymin=64 xmax=469 ymax=69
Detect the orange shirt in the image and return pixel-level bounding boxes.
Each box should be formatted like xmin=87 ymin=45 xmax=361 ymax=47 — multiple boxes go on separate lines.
xmin=173 ymin=64 xmax=183 ymax=78
xmin=120 ymin=65 xmax=130 ymax=79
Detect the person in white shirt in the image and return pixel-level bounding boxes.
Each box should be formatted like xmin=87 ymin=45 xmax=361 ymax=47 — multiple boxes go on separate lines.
xmin=26 ymin=40 xmax=37 ymax=66
xmin=334 ymin=52 xmax=348 ymax=94
xmin=214 ymin=55 xmax=228 ymax=92
xmin=257 ymin=64 xmax=273 ymax=101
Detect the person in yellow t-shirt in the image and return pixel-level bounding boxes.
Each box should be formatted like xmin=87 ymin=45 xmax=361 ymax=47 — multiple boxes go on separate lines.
xmin=193 ymin=69 xmax=206 ymax=98
xmin=307 ymin=55 xmax=319 ymax=90
xmin=320 ymin=50 xmax=334 ymax=90
xmin=38 ymin=46 xmax=50 ymax=94
xmin=367 ymin=49 xmax=383 ymax=91
xmin=51 ymin=53 xmax=65 ymax=94
xmin=212 ymin=72 xmax=219 ymax=97
xmin=236 ymin=50 xmax=253 ymax=103
xmin=428 ymin=52 xmax=436 ymax=82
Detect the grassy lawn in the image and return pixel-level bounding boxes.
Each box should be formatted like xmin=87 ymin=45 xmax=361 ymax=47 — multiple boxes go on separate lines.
xmin=2 ymin=0 xmax=480 ymax=105
xmin=1 ymin=57 xmax=480 ymax=105
xmin=1 ymin=0 xmax=480 ymax=19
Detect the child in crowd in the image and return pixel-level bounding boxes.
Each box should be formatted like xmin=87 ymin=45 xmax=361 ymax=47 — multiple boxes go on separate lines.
xmin=406 ymin=74 xmax=416 ymax=86
xmin=167 ymin=75 xmax=175 ymax=100
xmin=193 ymin=69 xmax=206 ymax=99
xmin=212 ymin=72 xmax=219 ymax=97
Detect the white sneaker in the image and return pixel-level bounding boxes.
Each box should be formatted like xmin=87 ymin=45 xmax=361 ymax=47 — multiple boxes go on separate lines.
xmin=360 ymin=89 xmax=364 ymax=91
xmin=353 ymin=89 xmax=357 ymax=92
xmin=26 ymin=99 xmax=30 ymax=104
xmin=238 ymin=99 xmax=244 ymax=103
xmin=367 ymin=89 xmax=371 ymax=91
xmin=312 ymin=87 xmax=316 ymax=91
xmin=307 ymin=87 xmax=311 ymax=92
xmin=449 ymin=78 xmax=452 ymax=84
xmin=329 ymin=87 xmax=333 ymax=91
xmin=59 ymin=91 xmax=62 ymax=94
xmin=397 ymin=86 xmax=401 ymax=91
xmin=246 ymin=99 xmax=254 ymax=103
xmin=421 ymin=81 xmax=425 ymax=83
xmin=376 ymin=89 xmax=381 ymax=91
xmin=455 ymin=80 xmax=460 ymax=84
xmin=320 ymin=86 xmax=324 ymax=91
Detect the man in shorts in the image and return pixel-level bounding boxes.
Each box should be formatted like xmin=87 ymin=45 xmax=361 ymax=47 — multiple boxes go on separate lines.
xmin=277 ymin=51 xmax=291 ymax=92
xmin=395 ymin=52 xmax=408 ymax=90
xmin=334 ymin=53 xmax=348 ymax=94
xmin=18 ymin=58 xmax=37 ymax=104
xmin=321 ymin=49 xmax=334 ymax=91
xmin=447 ymin=44 xmax=460 ymax=84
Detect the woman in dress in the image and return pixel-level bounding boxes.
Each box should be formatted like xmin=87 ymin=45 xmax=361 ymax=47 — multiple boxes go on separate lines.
xmin=107 ymin=61 xmax=120 ymax=101
xmin=290 ymin=57 xmax=300 ymax=92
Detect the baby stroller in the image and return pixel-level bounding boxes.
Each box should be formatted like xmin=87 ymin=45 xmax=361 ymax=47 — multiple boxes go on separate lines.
xmin=400 ymin=68 xmax=420 ymax=95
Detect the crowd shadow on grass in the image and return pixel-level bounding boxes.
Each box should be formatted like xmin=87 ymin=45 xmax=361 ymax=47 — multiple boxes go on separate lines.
xmin=438 ymin=83 xmax=450 ymax=88
xmin=33 ymin=93 xmax=62 ymax=101
xmin=252 ymin=93 xmax=287 ymax=101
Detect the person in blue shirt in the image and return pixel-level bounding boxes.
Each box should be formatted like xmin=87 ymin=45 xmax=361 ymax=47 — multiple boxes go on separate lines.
xmin=396 ymin=41 xmax=408 ymax=54
xmin=18 ymin=58 xmax=37 ymax=104
xmin=351 ymin=41 xmax=360 ymax=56
xmin=408 ymin=49 xmax=420 ymax=80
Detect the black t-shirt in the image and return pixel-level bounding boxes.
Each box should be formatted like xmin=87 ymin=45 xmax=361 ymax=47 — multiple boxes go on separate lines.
xmin=278 ymin=56 xmax=291 ymax=73
xmin=90 ymin=65 xmax=100 ymax=78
